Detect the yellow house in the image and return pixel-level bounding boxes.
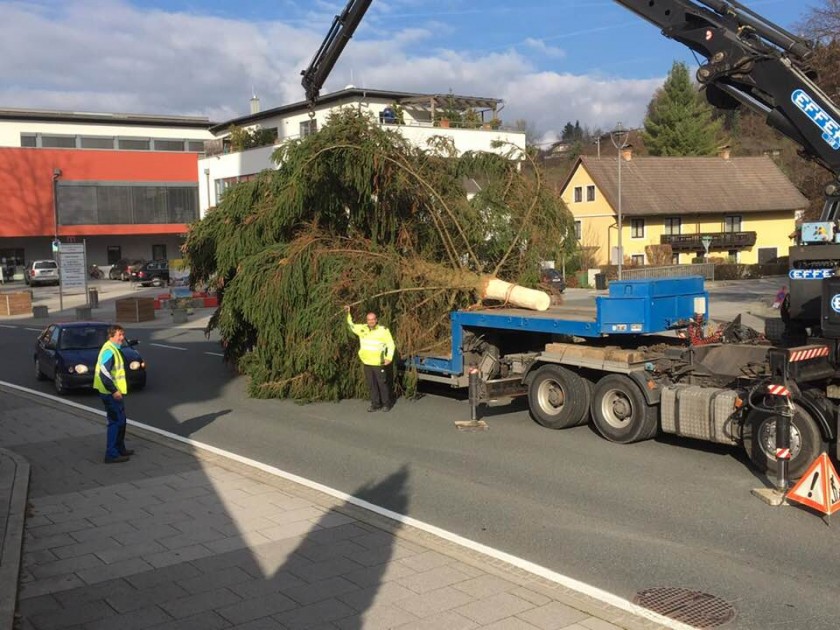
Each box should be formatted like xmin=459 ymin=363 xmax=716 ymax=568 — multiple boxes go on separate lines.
xmin=559 ymin=150 xmax=808 ymax=266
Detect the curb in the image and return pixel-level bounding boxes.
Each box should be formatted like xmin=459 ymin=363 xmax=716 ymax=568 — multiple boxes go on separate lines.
xmin=0 ymin=447 xmax=30 ymax=630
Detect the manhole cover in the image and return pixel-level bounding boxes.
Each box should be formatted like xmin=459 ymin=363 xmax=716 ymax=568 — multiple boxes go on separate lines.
xmin=633 ymin=587 xmax=736 ymax=628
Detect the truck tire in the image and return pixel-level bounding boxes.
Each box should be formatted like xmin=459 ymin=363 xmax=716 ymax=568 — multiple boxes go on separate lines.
xmin=528 ymin=364 xmax=589 ymax=429
xmin=742 ymin=403 xmax=826 ymax=479
xmin=592 ymin=374 xmax=658 ymax=444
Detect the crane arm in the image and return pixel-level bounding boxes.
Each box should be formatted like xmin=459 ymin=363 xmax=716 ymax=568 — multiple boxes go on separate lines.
xmin=614 ymin=0 xmax=840 ymax=189
xmin=300 ymin=0 xmax=373 ymax=106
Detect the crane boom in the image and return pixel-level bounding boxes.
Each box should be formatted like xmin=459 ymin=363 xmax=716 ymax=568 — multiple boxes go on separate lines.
xmin=613 ymin=0 xmax=840 ymax=184
xmin=300 ymin=0 xmax=373 ymax=106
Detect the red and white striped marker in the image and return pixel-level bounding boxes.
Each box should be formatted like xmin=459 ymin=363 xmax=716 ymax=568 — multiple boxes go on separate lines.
xmin=788 ymin=346 xmax=830 ymax=362
xmin=767 ymin=384 xmax=790 ymax=397
xmin=775 ymin=448 xmax=791 ymax=460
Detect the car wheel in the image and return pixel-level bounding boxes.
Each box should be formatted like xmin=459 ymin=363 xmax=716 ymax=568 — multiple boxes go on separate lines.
xmin=34 ymin=357 xmax=46 ymax=381
xmin=121 ymin=271 xmax=128 ymax=281
xmin=54 ymin=371 xmax=68 ymax=395
xmin=151 ymin=277 xmax=163 ymax=287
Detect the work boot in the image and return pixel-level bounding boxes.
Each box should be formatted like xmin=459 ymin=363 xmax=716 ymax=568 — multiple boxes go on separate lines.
xmin=367 ymin=405 xmax=381 ymax=412
xmin=103 ymin=455 xmax=130 ymax=464
xmin=119 ymin=449 xmax=135 ymax=456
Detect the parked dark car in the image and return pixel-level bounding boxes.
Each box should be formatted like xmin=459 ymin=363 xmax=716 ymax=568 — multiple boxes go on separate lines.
xmin=24 ymin=260 xmax=60 ymax=286
xmin=34 ymin=322 xmax=146 ymax=395
xmin=109 ymin=258 xmax=146 ymax=281
xmin=540 ymin=268 xmax=566 ymax=293
xmin=131 ymin=260 xmax=170 ymax=287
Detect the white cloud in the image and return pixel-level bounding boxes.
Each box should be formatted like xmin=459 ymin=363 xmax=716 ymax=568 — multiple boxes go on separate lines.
xmin=0 ymin=0 xmax=663 ymax=132
xmin=523 ymin=38 xmax=565 ymax=59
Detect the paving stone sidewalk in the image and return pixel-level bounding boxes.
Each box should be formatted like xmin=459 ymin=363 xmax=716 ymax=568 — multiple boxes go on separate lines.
xmin=0 ymin=386 xmax=676 ymax=630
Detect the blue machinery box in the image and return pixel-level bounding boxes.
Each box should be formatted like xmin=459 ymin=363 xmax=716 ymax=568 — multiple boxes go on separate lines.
xmin=596 ymin=276 xmax=708 ymax=335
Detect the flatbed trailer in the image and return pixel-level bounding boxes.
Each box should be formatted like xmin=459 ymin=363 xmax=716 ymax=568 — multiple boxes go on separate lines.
xmin=409 ymin=277 xmax=839 ymax=478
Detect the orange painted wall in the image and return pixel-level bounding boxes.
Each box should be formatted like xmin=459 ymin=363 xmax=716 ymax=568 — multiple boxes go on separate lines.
xmin=0 ymin=148 xmax=198 ymax=238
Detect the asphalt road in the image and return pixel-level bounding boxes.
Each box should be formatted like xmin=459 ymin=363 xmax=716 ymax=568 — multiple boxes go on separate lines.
xmin=1 ymin=314 xmax=839 ymax=629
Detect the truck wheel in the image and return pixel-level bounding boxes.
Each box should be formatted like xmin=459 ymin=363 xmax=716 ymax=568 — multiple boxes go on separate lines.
xmin=742 ymin=404 xmax=825 ymax=479
xmin=592 ymin=374 xmax=658 ymax=444
xmin=528 ymin=364 xmax=589 ymax=429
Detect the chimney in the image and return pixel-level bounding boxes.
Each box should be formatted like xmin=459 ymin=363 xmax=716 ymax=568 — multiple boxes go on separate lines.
xmin=620 ymin=144 xmax=633 ymax=161
xmin=249 ymin=90 xmax=261 ymax=115
xmin=718 ymin=144 xmax=731 ymax=160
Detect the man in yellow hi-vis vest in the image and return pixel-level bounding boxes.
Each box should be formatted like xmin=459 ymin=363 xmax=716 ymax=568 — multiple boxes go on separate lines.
xmin=93 ymin=324 xmax=133 ymax=463
xmin=345 ymin=306 xmax=396 ymax=412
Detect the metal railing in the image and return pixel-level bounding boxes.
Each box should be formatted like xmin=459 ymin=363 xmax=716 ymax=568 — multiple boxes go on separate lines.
xmin=660 ymin=231 xmax=757 ymax=251
xmin=620 ymin=263 xmax=716 ymax=281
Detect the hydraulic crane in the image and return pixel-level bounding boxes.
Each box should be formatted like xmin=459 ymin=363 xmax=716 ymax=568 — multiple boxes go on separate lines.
xmin=300 ymin=0 xmax=373 ymax=106
xmin=614 ymin=0 xmax=840 ymax=330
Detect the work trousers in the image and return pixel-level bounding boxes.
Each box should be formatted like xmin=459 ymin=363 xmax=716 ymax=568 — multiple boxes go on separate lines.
xmin=364 ymin=364 xmax=391 ymax=409
xmin=100 ymin=393 xmax=128 ymax=458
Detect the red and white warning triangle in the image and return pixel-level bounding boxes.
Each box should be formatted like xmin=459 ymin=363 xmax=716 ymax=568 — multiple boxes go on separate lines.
xmin=787 ymin=453 xmax=840 ymax=515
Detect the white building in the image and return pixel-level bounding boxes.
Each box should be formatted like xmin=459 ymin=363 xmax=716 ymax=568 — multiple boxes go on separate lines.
xmin=198 ymin=88 xmax=526 ymax=216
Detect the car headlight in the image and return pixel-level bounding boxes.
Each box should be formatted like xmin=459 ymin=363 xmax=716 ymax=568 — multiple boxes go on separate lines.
xmin=129 ymin=361 xmax=142 ymax=370
xmin=73 ymin=364 xmax=89 ymax=374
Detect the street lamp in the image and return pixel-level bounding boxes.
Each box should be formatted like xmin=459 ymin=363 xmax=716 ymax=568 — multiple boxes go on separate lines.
xmin=610 ymin=122 xmax=629 ymax=280
xmin=52 ymin=167 xmax=62 ymax=245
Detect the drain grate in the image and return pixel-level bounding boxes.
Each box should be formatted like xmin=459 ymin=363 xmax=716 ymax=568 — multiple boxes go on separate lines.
xmin=633 ymin=587 xmax=736 ymax=628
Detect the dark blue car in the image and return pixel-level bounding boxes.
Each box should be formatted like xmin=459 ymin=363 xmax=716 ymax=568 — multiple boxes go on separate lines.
xmin=34 ymin=322 xmax=147 ymax=395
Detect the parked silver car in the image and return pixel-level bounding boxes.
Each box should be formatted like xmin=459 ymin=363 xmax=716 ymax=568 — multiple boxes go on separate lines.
xmin=24 ymin=260 xmax=60 ymax=287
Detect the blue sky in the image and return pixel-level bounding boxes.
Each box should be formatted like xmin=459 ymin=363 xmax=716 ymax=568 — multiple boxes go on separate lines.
xmin=0 ymin=0 xmax=816 ymax=141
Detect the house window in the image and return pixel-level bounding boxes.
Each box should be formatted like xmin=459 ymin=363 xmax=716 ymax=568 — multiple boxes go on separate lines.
xmin=728 ymin=250 xmax=738 ymax=262
xmin=20 ymin=134 xmax=37 ymax=147
xmin=671 ymin=253 xmax=680 ymax=265
xmin=153 ymin=139 xmax=186 ymax=152
xmin=41 ymin=135 xmax=77 ymax=149
xmin=724 ymin=215 xmax=742 ymax=233
xmin=187 ymin=140 xmax=206 ymax=153
xmin=574 ymin=221 xmax=582 ymax=240
xmin=80 ymin=136 xmax=116 ymax=149
xmin=300 ymin=119 xmax=318 ymax=137
xmin=573 ymin=187 xmax=583 ymax=203
xmin=631 ymin=218 xmax=645 ymax=238
xmin=664 ymin=217 xmax=681 ymax=235
xmin=631 ymin=254 xmax=645 ymax=266
xmin=118 ymin=138 xmax=150 ymax=151
xmin=586 ymin=185 xmax=595 ymax=202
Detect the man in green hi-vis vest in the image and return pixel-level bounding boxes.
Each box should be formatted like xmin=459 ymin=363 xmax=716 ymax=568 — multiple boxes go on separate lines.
xmin=344 ymin=305 xmax=396 ymax=412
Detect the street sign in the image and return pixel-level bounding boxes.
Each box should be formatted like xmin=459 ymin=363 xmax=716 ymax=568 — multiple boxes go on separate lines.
xmin=787 ymin=453 xmax=840 ymax=515
xmin=59 ymin=242 xmax=86 ymax=292
xmin=700 ymin=236 xmax=713 ymax=254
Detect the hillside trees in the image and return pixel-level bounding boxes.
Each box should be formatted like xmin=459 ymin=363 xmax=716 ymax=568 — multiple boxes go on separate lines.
xmin=643 ymin=61 xmax=723 ymax=156
xmin=183 ymin=108 xmax=573 ymax=401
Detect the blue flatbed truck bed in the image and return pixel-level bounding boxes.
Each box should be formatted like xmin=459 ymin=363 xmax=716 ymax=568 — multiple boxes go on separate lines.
xmin=410 ymin=276 xmax=708 ymax=379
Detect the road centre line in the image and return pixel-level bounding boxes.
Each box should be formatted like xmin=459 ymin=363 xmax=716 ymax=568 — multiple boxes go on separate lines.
xmin=24 ymin=327 xmax=42 ymax=332
xmin=0 ymin=324 xmax=18 ymax=329
xmin=0 ymin=379 xmax=694 ymax=630
xmin=149 ymin=343 xmax=187 ymax=351
xmin=204 ymin=352 xmax=225 ymax=357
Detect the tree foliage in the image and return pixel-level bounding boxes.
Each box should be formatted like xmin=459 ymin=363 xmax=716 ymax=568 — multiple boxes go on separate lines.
xmin=643 ymin=61 xmax=723 ymax=156
xmin=184 ymin=108 xmax=573 ymax=401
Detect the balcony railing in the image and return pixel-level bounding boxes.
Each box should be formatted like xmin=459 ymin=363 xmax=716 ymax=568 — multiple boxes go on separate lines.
xmin=660 ymin=231 xmax=757 ymax=251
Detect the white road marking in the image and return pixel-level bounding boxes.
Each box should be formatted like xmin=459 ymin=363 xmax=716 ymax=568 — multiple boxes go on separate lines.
xmin=0 ymin=324 xmax=18 ymax=329
xmin=149 ymin=343 xmax=187 ymax=351
xmin=0 ymin=379 xmax=692 ymax=630
xmin=204 ymin=352 xmax=225 ymax=357
xmin=25 ymin=327 xmax=43 ymax=332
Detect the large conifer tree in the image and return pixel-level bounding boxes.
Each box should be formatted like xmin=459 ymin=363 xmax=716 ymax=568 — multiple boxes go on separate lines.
xmin=642 ymin=61 xmax=723 ymax=156
xmin=184 ymin=109 xmax=573 ymax=401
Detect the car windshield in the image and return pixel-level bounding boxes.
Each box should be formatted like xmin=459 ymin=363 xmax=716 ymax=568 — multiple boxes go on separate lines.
xmin=59 ymin=327 xmax=109 ymax=350
xmin=34 ymin=261 xmax=57 ymax=269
